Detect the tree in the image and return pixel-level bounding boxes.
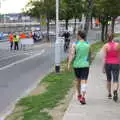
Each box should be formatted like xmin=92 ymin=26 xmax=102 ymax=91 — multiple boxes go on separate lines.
xmin=93 ymin=0 xmax=120 ymax=41
xmin=84 ymin=0 xmax=93 ymax=39
xmin=72 ymin=0 xmax=83 ymax=33
xmin=24 ymin=0 xmax=55 ymax=41
xmin=60 ymin=0 xmax=83 ymax=33
xmin=60 ymin=0 xmax=73 ymax=30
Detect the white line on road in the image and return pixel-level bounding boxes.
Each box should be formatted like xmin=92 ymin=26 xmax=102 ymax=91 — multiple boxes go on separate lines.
xmin=0 ymin=49 xmax=45 ymax=71
xmin=0 ymin=53 xmax=27 ymax=61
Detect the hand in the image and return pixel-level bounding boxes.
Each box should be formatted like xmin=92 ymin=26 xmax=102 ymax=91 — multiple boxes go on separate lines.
xmin=102 ymin=67 xmax=105 ymax=73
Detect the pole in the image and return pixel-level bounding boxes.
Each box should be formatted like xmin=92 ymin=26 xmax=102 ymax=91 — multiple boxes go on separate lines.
xmin=56 ymin=0 xmax=59 ymax=42
xmin=0 ymin=0 xmax=1 ymax=23
xmin=84 ymin=0 xmax=93 ymax=40
xmin=55 ymin=0 xmax=60 ymax=73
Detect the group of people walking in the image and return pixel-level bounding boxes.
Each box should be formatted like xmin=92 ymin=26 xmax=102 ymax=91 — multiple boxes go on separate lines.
xmin=9 ymin=33 xmax=20 ymax=50
xmin=68 ymin=30 xmax=120 ymax=105
xmin=9 ymin=32 xmax=33 ymax=51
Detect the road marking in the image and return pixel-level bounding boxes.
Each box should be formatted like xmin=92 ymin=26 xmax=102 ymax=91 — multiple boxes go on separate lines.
xmin=0 ymin=54 xmax=28 ymax=61
xmin=0 ymin=49 xmax=45 ymax=71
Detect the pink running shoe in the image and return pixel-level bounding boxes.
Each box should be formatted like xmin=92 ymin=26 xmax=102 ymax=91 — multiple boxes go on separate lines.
xmin=77 ymin=95 xmax=82 ymax=101
xmin=80 ymin=97 xmax=86 ymax=105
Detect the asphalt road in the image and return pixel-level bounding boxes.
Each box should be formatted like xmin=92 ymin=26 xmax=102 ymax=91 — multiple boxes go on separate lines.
xmin=0 ymin=42 xmax=65 ymax=118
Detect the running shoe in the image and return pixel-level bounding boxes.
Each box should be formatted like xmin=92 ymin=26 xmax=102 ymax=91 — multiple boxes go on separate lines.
xmin=113 ymin=90 xmax=118 ymax=102
xmin=108 ymin=94 xmax=112 ymax=99
xmin=80 ymin=97 xmax=86 ymax=105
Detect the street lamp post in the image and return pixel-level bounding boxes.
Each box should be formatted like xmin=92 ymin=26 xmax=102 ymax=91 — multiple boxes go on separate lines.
xmin=84 ymin=0 xmax=93 ymax=40
xmin=0 ymin=0 xmax=6 ymax=32
xmin=56 ymin=0 xmax=59 ymax=40
xmin=55 ymin=0 xmax=60 ymax=73
xmin=0 ymin=0 xmax=6 ymax=24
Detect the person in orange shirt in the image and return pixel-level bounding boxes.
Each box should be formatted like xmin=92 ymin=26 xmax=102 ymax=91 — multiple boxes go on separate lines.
xmin=95 ymin=19 xmax=100 ymax=27
xmin=9 ymin=33 xmax=14 ymax=50
xmin=20 ymin=33 xmax=27 ymax=39
xmin=19 ymin=33 xmax=27 ymax=50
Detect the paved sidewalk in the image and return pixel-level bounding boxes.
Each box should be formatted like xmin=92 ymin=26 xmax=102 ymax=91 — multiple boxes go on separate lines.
xmin=63 ymin=50 xmax=120 ymax=120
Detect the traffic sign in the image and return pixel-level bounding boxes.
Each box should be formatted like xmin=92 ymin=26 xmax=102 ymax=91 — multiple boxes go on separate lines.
xmin=41 ymin=15 xmax=47 ymax=25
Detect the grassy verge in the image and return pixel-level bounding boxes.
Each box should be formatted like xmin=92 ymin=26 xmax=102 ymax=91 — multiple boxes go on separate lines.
xmin=6 ymin=67 xmax=75 ymax=120
xmin=6 ymin=41 xmax=104 ymax=120
xmin=91 ymin=41 xmax=105 ymax=59
xmin=114 ymin=33 xmax=120 ymax=37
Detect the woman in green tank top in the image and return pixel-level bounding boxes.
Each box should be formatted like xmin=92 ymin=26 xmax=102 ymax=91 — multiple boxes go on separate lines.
xmin=68 ymin=30 xmax=91 ymax=104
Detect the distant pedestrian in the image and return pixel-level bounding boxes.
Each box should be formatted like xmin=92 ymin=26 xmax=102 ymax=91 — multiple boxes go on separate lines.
xmin=95 ymin=19 xmax=100 ymax=27
xmin=13 ymin=35 xmax=19 ymax=50
xmin=68 ymin=30 xmax=91 ymax=104
xmin=62 ymin=30 xmax=70 ymax=52
xmin=103 ymin=33 xmax=120 ymax=102
xmin=9 ymin=33 xmax=14 ymax=50
xmin=20 ymin=32 xmax=27 ymax=39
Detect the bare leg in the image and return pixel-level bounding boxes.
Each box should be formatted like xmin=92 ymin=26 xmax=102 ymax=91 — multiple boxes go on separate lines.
xmin=112 ymin=68 xmax=119 ymax=102
xmin=76 ymin=79 xmax=81 ymax=96
xmin=113 ymin=82 xmax=119 ymax=102
xmin=113 ymin=82 xmax=119 ymax=91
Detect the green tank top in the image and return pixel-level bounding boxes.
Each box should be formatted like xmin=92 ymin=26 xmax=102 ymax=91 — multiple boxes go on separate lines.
xmin=73 ymin=41 xmax=90 ymax=68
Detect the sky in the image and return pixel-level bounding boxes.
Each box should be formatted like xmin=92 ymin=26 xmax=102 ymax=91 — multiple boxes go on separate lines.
xmin=0 ymin=0 xmax=29 ymax=14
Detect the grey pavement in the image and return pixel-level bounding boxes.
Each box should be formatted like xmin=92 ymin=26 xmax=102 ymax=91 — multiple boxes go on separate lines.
xmin=0 ymin=41 xmax=65 ymax=119
xmin=87 ymin=29 xmax=101 ymax=44
xmin=115 ymin=23 xmax=120 ymax=33
xmin=63 ymin=50 xmax=120 ymax=120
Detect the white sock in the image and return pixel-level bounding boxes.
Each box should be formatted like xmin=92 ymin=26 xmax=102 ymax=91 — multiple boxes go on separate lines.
xmin=81 ymin=84 xmax=87 ymax=92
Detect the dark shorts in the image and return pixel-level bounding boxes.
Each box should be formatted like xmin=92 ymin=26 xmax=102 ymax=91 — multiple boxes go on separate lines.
xmin=74 ymin=67 xmax=89 ymax=80
xmin=105 ymin=64 xmax=120 ymax=82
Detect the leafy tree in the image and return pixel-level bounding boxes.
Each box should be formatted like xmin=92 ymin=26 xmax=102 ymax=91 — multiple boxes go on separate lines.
xmin=72 ymin=0 xmax=83 ymax=33
xmin=60 ymin=0 xmax=83 ymax=33
xmin=83 ymin=0 xmax=93 ymax=39
xmin=24 ymin=0 xmax=55 ymax=41
xmin=60 ymin=0 xmax=73 ymax=30
xmin=93 ymin=0 xmax=120 ymax=41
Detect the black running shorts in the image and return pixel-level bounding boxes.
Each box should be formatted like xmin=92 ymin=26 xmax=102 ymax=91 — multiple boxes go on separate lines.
xmin=74 ymin=67 xmax=89 ymax=80
xmin=105 ymin=64 xmax=120 ymax=82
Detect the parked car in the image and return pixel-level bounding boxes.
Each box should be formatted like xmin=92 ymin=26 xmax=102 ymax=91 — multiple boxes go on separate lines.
xmin=32 ymin=30 xmax=43 ymax=42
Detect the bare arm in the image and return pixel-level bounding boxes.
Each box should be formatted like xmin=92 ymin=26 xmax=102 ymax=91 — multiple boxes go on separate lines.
xmin=68 ymin=43 xmax=76 ymax=69
xmin=102 ymin=44 xmax=107 ymax=73
xmin=88 ymin=46 xmax=92 ymax=64
xmin=103 ymin=44 xmax=107 ymax=63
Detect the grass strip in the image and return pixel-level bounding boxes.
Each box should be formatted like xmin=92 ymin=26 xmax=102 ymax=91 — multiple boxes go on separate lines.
xmin=17 ymin=70 xmax=74 ymax=120
xmin=114 ymin=33 xmax=120 ymax=37
xmin=91 ymin=41 xmax=105 ymax=57
xmin=6 ymin=41 xmax=104 ymax=120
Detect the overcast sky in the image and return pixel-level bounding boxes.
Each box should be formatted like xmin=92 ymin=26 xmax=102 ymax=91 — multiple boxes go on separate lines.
xmin=1 ymin=0 xmax=29 ymax=14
